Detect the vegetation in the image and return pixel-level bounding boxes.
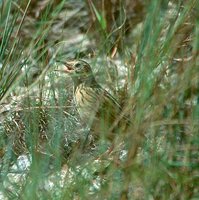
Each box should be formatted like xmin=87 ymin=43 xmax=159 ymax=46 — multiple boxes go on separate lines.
xmin=0 ymin=0 xmax=198 ymax=199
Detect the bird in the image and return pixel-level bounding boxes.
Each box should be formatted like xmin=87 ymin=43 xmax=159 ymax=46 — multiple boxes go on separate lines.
xmin=56 ymin=59 xmax=129 ymax=143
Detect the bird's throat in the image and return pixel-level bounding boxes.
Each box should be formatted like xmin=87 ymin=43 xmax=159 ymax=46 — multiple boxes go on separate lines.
xmin=73 ymin=75 xmax=98 ymax=88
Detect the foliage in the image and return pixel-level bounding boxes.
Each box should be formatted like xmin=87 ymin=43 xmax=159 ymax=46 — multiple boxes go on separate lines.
xmin=0 ymin=0 xmax=198 ymax=199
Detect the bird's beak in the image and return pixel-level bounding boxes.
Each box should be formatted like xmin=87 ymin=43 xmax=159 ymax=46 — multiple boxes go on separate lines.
xmin=55 ymin=60 xmax=76 ymax=73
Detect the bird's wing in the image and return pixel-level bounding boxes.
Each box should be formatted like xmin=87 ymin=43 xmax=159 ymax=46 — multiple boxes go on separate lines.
xmin=93 ymin=87 xmax=122 ymax=124
xmin=96 ymin=87 xmax=131 ymax=128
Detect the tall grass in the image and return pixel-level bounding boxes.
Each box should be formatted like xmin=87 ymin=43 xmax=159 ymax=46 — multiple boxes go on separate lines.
xmin=0 ymin=0 xmax=198 ymax=199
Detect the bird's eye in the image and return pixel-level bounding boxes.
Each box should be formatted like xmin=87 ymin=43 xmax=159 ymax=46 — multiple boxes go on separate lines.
xmin=75 ymin=63 xmax=81 ymax=68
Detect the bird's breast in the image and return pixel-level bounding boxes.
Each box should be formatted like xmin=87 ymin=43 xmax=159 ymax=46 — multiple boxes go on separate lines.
xmin=75 ymin=85 xmax=100 ymax=124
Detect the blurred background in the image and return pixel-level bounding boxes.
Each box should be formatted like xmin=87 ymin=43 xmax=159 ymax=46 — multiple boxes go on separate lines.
xmin=0 ymin=0 xmax=198 ymax=199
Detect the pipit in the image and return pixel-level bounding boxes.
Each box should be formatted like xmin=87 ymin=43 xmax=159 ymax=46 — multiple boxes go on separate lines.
xmin=56 ymin=60 xmax=129 ymax=143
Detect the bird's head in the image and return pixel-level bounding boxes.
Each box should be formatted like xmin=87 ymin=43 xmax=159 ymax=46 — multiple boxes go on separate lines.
xmin=56 ymin=60 xmax=97 ymax=87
